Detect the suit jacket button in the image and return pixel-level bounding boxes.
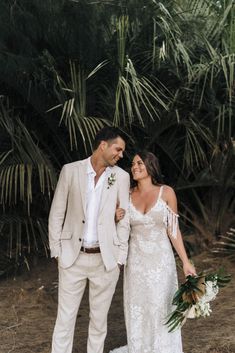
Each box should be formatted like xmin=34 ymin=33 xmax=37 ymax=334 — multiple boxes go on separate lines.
xmin=79 ymin=238 xmax=82 ymax=242
xmin=82 ymin=220 xmax=85 ymax=223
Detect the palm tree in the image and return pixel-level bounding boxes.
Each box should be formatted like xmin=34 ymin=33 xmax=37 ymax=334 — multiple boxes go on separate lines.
xmin=0 ymin=0 xmax=234 ymax=270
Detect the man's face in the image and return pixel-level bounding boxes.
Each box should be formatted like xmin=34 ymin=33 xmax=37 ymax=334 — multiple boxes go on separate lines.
xmin=101 ymin=137 xmax=125 ymax=167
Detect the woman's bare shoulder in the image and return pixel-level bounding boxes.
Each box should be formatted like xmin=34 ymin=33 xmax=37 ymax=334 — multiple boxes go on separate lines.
xmin=162 ymin=184 xmax=175 ymax=194
xmin=162 ymin=185 xmax=177 ymax=202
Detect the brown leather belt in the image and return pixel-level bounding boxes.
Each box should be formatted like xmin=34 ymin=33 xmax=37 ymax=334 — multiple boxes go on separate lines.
xmin=80 ymin=246 xmax=101 ymax=254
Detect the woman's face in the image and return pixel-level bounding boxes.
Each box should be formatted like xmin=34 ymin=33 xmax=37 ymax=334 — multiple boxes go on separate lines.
xmin=131 ymin=155 xmax=149 ymax=181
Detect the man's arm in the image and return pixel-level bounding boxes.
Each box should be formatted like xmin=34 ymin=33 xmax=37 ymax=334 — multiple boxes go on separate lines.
xmin=116 ymin=171 xmax=130 ymax=265
xmin=48 ymin=165 xmax=70 ymax=258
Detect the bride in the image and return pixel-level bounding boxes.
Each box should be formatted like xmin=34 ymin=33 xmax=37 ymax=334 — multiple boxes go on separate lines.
xmin=110 ymin=151 xmax=196 ymax=353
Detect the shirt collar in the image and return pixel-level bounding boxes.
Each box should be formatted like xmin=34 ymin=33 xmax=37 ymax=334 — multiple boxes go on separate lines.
xmin=87 ymin=157 xmax=113 ymax=177
xmin=87 ymin=157 xmax=96 ymax=175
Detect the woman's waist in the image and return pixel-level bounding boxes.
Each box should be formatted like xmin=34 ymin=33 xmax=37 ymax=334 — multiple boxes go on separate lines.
xmin=129 ymin=235 xmax=172 ymax=251
xmin=130 ymin=222 xmax=166 ymax=232
xmin=130 ymin=226 xmax=168 ymax=239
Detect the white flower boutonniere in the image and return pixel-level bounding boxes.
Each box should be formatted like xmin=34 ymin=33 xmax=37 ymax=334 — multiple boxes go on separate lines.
xmin=107 ymin=173 xmax=116 ymax=189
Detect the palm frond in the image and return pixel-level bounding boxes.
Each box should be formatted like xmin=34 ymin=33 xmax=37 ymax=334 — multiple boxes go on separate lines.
xmin=213 ymin=228 xmax=235 ymax=259
xmin=0 ymin=214 xmax=49 ymax=261
xmin=0 ymin=100 xmax=57 ymax=212
xmin=114 ymin=58 xmax=170 ymax=126
xmin=48 ymin=61 xmax=109 ymax=153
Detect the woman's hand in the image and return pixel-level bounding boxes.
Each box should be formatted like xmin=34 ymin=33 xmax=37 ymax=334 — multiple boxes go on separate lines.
xmin=183 ymin=260 xmax=197 ymax=277
xmin=115 ymin=208 xmax=126 ymax=222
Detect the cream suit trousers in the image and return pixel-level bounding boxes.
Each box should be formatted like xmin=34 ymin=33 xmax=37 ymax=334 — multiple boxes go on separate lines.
xmin=51 ymin=252 xmax=120 ymax=353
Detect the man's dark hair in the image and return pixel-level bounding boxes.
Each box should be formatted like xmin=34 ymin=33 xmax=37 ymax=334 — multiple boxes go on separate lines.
xmin=93 ymin=126 xmax=125 ymax=150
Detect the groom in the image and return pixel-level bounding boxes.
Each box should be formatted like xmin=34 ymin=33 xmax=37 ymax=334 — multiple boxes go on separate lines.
xmin=48 ymin=126 xmax=130 ymax=353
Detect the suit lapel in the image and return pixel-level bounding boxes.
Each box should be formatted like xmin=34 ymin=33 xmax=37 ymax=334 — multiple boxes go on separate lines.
xmin=99 ymin=167 xmax=116 ymax=214
xmin=78 ymin=159 xmax=89 ymax=215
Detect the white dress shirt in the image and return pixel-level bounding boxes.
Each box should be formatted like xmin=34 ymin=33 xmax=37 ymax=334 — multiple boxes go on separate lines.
xmin=83 ymin=158 xmax=109 ymax=247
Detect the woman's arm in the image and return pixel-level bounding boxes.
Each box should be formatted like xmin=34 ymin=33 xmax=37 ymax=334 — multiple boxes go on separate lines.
xmin=164 ymin=186 xmax=196 ymax=277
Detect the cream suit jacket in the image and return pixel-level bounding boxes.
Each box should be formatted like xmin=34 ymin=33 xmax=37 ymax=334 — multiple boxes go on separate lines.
xmin=48 ymin=158 xmax=130 ymax=271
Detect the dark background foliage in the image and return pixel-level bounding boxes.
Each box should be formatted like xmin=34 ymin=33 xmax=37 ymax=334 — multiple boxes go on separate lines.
xmin=0 ymin=0 xmax=234 ymax=274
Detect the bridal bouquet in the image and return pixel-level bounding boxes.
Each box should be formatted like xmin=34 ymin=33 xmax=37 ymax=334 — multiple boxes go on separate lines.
xmin=165 ymin=270 xmax=231 ymax=332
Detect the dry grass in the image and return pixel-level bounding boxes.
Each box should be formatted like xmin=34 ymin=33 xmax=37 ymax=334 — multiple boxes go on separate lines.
xmin=0 ymin=252 xmax=234 ymax=353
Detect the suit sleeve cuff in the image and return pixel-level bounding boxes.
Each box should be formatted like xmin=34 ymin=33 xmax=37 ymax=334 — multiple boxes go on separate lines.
xmin=50 ymin=247 xmax=61 ymax=258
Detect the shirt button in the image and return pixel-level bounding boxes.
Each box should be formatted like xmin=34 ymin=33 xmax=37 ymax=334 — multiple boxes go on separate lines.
xmin=82 ymin=220 xmax=85 ymax=223
xmin=79 ymin=238 xmax=82 ymax=242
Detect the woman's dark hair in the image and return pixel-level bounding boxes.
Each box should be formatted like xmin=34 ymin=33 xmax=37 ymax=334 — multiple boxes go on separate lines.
xmin=93 ymin=126 xmax=126 ymax=150
xmin=131 ymin=150 xmax=164 ymax=187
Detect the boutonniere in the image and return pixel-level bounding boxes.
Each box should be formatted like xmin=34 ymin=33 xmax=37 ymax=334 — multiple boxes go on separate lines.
xmin=107 ymin=173 xmax=116 ymax=189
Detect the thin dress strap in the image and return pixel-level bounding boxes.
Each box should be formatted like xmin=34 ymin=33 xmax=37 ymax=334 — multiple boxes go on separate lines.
xmin=158 ymin=185 xmax=164 ymax=200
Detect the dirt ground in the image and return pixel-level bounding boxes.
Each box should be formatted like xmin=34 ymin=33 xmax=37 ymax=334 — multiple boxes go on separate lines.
xmin=0 ymin=252 xmax=234 ymax=353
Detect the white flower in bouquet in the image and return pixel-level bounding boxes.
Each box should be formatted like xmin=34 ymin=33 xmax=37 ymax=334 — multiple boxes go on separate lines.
xmin=186 ymin=301 xmax=212 ymax=319
xmin=203 ymin=280 xmax=219 ymax=302
xmin=194 ymin=301 xmax=212 ymax=317
xmin=186 ymin=279 xmax=219 ymax=319
xmin=185 ymin=305 xmax=196 ymax=319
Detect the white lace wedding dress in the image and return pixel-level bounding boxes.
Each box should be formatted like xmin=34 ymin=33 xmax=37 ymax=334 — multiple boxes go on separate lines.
xmin=110 ymin=186 xmax=183 ymax=353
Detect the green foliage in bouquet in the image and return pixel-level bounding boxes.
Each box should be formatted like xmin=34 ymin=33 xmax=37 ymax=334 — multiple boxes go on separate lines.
xmin=165 ymin=270 xmax=231 ymax=332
